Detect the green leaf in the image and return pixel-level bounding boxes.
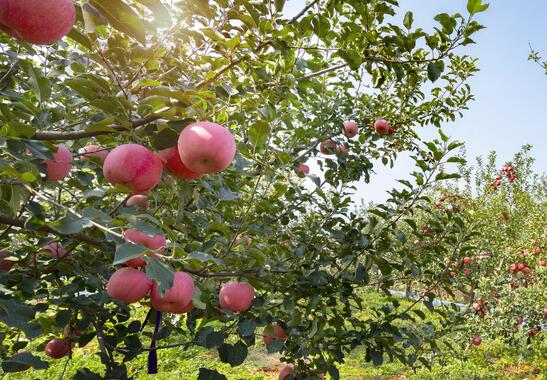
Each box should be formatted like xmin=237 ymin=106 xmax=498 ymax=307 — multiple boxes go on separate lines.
xmin=371 ymin=350 xmax=383 ymax=366
xmin=89 ymin=0 xmax=152 ymax=44
xmin=467 ymin=0 xmax=489 ymax=15
xmin=113 ymin=243 xmax=148 ymax=265
xmin=2 ymin=352 xmax=48 ymax=373
xmin=403 ymin=11 xmax=414 ymax=29
xmin=136 ymin=0 xmax=171 ymax=26
xmin=237 ymin=320 xmax=256 ymax=337
xmin=274 ymin=0 xmax=286 ymax=12
xmin=27 ymin=67 xmax=51 ymax=103
xmin=145 ymin=257 xmax=174 ymax=295
xmin=218 ymin=341 xmax=248 ymax=367
xmin=248 ymin=120 xmax=270 ymax=147
xmin=427 ymin=61 xmax=444 ymax=82
xmin=151 ymin=127 xmax=179 ymax=150
xmin=198 ymin=368 xmax=227 ymax=380
xmin=0 ymin=299 xmax=41 ymax=338
xmin=49 ymin=214 xmax=93 ymax=235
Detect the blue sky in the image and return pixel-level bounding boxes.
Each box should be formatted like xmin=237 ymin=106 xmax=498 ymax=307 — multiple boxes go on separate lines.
xmin=285 ymin=0 xmax=547 ymax=204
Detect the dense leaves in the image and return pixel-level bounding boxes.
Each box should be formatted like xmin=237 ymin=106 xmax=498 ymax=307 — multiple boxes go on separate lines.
xmin=0 ymin=0 xmax=492 ymax=378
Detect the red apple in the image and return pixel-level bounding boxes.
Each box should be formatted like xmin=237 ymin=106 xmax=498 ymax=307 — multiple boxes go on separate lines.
xmin=449 ymin=271 xmax=457 ymax=277
xmin=455 ymin=260 xmax=461 ymax=269
xmin=0 ymin=251 xmax=15 ymax=271
xmin=463 ymin=257 xmax=472 ymax=266
xmin=126 ymin=195 xmax=149 ymax=210
xmin=219 ymin=281 xmax=254 ymax=312
xmin=45 ymin=146 xmax=72 ymax=181
xmin=342 ymin=120 xmax=359 ymax=138
xmin=471 ymin=336 xmax=481 ymax=346
xmin=150 ymin=271 xmax=195 ymax=314
xmin=158 ymin=146 xmax=203 ymax=180
xmin=296 ymin=163 xmax=310 ymax=178
xmin=319 ymin=140 xmax=337 ymax=155
xmin=516 ymin=262 xmax=525 ymax=271
xmin=43 ymin=242 xmax=67 ymax=259
xmin=472 ymin=302 xmax=481 ymax=312
xmin=509 ymin=263 xmax=518 ymax=274
xmin=534 ymin=247 xmax=542 ymax=255
xmin=103 ymin=144 xmax=163 ymax=194
xmin=539 ymin=259 xmax=546 ymax=267
xmin=63 ymin=326 xmax=81 ymax=338
xmin=413 ymin=239 xmax=420 ymax=245
xmin=336 ymin=144 xmax=349 ymax=156
xmin=0 ymin=0 xmax=75 ymax=45
xmin=79 ymin=145 xmax=109 ymax=162
xmin=177 ymin=121 xmax=236 ymax=174
xmin=279 ymin=366 xmax=294 ymax=380
xmin=463 ymin=268 xmax=471 ymax=276
xmin=106 ymin=267 xmax=152 ymax=304
xmin=373 ymin=119 xmax=390 ymax=135
xmin=515 ymin=316 xmax=524 ymax=325
xmin=263 ymin=323 xmax=288 ymax=345
xmin=44 ymin=338 xmax=71 ymax=359
xmin=121 ymin=229 xmax=166 ymax=267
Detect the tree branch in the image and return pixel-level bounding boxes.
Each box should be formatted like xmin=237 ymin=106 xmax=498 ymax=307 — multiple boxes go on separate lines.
xmin=288 ymin=0 xmax=321 ymax=24
xmin=0 ymin=214 xmax=104 ymax=246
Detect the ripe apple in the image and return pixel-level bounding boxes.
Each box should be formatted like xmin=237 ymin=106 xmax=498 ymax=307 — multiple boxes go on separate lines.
xmin=79 ymin=145 xmax=109 ymax=162
xmin=319 ymin=140 xmax=337 ymax=155
xmin=463 ymin=257 xmax=472 ymax=266
xmin=534 ymin=246 xmax=542 ymax=255
xmin=472 ymin=302 xmax=481 ymax=312
xmin=106 ymin=267 xmax=152 ymax=304
xmin=177 ymin=121 xmax=236 ymax=174
xmin=455 ymin=260 xmax=462 ymax=269
xmin=43 ymin=242 xmax=67 ymax=259
xmin=0 ymin=0 xmax=76 ymax=45
xmin=126 ymin=195 xmax=149 ymax=210
xmin=450 ymin=271 xmax=457 ymax=277
xmin=515 ymin=316 xmax=524 ymax=325
xmin=263 ymin=323 xmax=288 ymax=345
xmin=543 ymin=308 xmax=547 ymax=319
xmin=342 ymin=120 xmax=359 ymax=138
xmin=471 ymin=336 xmax=481 ymax=346
xmin=522 ymin=266 xmax=531 ymax=275
xmin=45 ymin=146 xmax=73 ymax=181
xmin=373 ymin=119 xmax=390 ymax=135
xmin=63 ymin=326 xmax=81 ymax=338
xmin=516 ymin=262 xmax=525 ymax=271
xmin=463 ymin=268 xmax=471 ymax=276
xmin=296 ymin=163 xmax=310 ymax=178
xmin=158 ymin=146 xmax=203 ymax=180
xmin=121 ymin=229 xmax=166 ymax=267
xmin=151 ymin=272 xmax=195 ymax=314
xmin=509 ymin=263 xmax=517 ymax=274
xmin=279 ymin=366 xmax=294 ymax=380
xmin=44 ymin=338 xmax=71 ymax=359
xmin=219 ymin=281 xmax=254 ymax=312
xmin=336 ymin=144 xmax=349 ymax=156
xmin=539 ymin=259 xmax=546 ymax=267
xmin=413 ymin=238 xmax=420 ymax=245
xmin=103 ymin=144 xmax=163 ymax=194
xmin=0 ymin=251 xmax=15 ymax=271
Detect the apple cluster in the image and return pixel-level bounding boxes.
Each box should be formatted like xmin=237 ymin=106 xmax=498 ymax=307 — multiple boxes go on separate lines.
xmin=489 ymin=164 xmax=517 ymax=190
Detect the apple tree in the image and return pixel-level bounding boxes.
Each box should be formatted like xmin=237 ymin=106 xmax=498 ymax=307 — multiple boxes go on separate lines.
xmin=0 ymin=0 xmax=489 ymax=378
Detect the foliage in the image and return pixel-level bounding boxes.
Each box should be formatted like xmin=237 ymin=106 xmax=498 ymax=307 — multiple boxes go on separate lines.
xmin=0 ymin=0 xmax=490 ymax=379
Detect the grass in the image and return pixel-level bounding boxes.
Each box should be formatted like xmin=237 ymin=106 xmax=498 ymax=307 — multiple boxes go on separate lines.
xmin=4 ymin=292 xmax=546 ymax=380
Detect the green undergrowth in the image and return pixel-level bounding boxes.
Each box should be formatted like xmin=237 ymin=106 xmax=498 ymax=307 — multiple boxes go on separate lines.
xmin=4 ymin=291 xmax=545 ymax=380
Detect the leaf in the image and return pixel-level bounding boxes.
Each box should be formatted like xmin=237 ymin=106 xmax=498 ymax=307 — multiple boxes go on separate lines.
xmin=275 ymin=0 xmax=286 ymax=12
xmin=217 ymin=187 xmax=239 ymax=201
xmin=248 ymin=120 xmax=270 ymax=147
xmin=1 ymin=352 xmax=48 ymax=373
xmin=136 ymin=0 xmax=171 ymax=26
xmin=67 ymin=28 xmax=92 ymax=50
xmin=218 ymin=341 xmax=248 ymax=367
xmin=89 ymin=0 xmax=152 ymax=44
xmin=0 ymin=299 xmax=41 ymax=338
xmin=27 ymin=67 xmax=51 ymax=102
xmin=145 ymin=257 xmax=174 ymax=295
xmin=237 ymin=319 xmax=256 ymax=337
xmin=151 ymin=127 xmax=179 ymax=150
xmin=403 ymin=11 xmax=414 ymax=29
xmin=467 ymin=0 xmax=489 ymax=15
xmin=198 ymin=368 xmax=227 ymax=380
xmin=113 ymin=243 xmax=148 ymax=265
xmin=427 ymin=62 xmax=444 ymax=82
xmin=371 ymin=350 xmax=383 ymax=366
xmin=188 ymin=251 xmax=224 ymax=265
xmin=49 ymin=214 xmax=93 ymax=235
